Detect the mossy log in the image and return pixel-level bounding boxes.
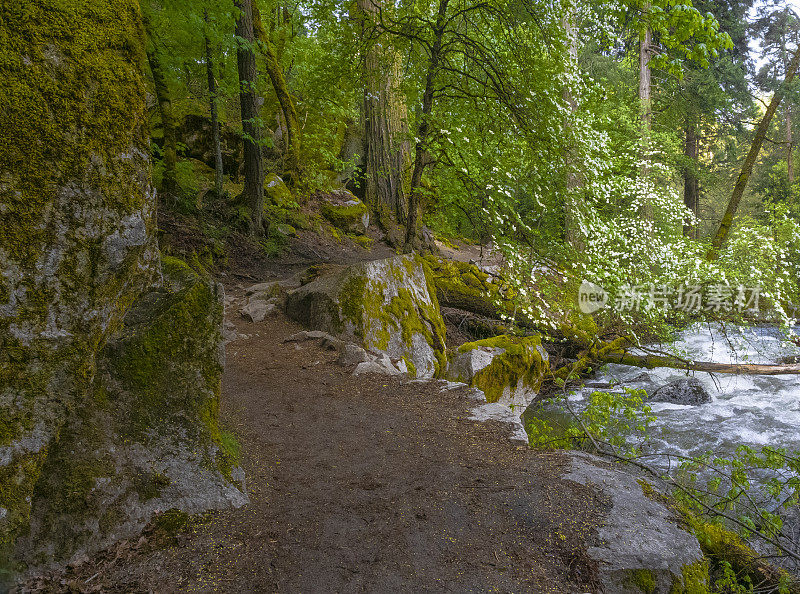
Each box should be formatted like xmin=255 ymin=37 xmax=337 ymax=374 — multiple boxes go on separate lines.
xmin=556 ymin=337 xmax=800 ymax=381
xmin=602 ymin=351 xmax=800 ymax=375
xmin=423 ymin=255 xmax=513 ymax=320
xmin=422 ymin=255 xmax=598 ymax=348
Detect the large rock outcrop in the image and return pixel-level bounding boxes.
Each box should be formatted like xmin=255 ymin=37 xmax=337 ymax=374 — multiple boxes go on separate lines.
xmin=566 ymin=453 xmax=708 ymax=593
xmin=285 ymin=255 xmax=446 ymax=378
xmin=0 ymin=1 xmax=244 ymax=579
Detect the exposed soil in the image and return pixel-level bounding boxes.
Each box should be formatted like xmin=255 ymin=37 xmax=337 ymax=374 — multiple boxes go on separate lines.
xmin=16 ymin=233 xmax=608 ymax=593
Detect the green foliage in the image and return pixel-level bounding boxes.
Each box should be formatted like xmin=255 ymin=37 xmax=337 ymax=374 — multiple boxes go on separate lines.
xmin=527 ymin=385 xmax=655 ymax=455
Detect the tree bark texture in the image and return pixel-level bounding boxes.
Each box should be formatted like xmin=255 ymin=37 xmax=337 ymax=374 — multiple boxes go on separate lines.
xmin=204 ymin=10 xmax=224 ymax=201
xmin=683 ymin=112 xmax=699 ymax=239
xmin=235 ymin=0 xmax=265 ymax=233
xmin=357 ymin=0 xmax=411 ymax=226
xmin=252 ymin=4 xmax=302 ymax=188
xmin=146 ymin=45 xmax=178 ymax=198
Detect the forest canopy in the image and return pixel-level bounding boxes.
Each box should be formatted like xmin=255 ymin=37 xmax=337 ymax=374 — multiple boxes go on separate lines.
xmin=142 ymin=0 xmax=800 ymax=336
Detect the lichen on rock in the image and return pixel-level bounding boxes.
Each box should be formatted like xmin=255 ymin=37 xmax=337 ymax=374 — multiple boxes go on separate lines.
xmin=12 ymin=261 xmax=247 ymax=568
xmin=447 ymin=335 xmax=549 ymax=411
xmin=285 ymin=254 xmax=446 ymax=378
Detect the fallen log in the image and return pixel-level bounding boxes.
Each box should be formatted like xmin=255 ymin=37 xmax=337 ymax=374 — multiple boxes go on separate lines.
xmin=600 ymin=351 xmax=800 ymax=375
xmin=441 ymin=307 xmax=510 ymax=340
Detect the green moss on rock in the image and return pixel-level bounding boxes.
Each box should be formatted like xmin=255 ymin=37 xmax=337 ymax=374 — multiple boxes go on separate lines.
xmin=454 ymin=335 xmax=549 ymax=404
xmin=0 ymin=0 xmax=158 ymax=566
xmin=625 ymin=568 xmax=657 ymax=593
xmin=320 ymin=196 xmax=369 ymax=235
xmin=671 ymin=559 xmax=710 ymax=594
xmin=286 ymin=255 xmax=447 ymax=378
xmin=9 ymin=256 xmax=246 ymax=569
xmin=265 ymin=173 xmax=294 ymax=208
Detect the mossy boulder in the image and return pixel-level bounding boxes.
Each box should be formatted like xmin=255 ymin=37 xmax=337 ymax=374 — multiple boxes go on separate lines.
xmin=1 ymin=0 xmax=160 ymax=572
xmin=447 ymin=335 xmax=549 ymax=411
xmin=272 ymin=223 xmax=297 ymax=239
xmin=285 ymin=254 xmax=446 ymax=378
xmin=265 ymin=173 xmax=294 ymax=209
xmin=177 ymin=113 xmax=243 ymax=179
xmin=12 ymin=261 xmax=247 ymax=569
xmin=319 ymin=190 xmax=369 ymax=235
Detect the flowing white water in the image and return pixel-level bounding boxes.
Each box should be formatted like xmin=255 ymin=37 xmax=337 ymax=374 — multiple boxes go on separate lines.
xmin=586 ymin=324 xmax=800 ymax=464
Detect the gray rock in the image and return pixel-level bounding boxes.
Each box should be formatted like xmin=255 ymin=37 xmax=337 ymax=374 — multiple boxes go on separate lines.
xmin=565 ymin=452 xmax=704 ymax=593
xmin=285 ymin=255 xmax=446 ymax=379
xmin=650 ymin=378 xmax=711 ymax=405
xmin=353 ymin=360 xmax=402 ymax=376
xmin=320 ymin=335 xmax=346 ymax=351
xmin=284 ymin=330 xmax=339 ymax=343
xmin=223 ymin=321 xmax=239 ymax=343
xmin=337 ymin=344 xmax=369 ymax=366
xmin=447 ymin=346 xmax=502 ymax=382
xmin=245 ymin=277 xmax=301 ymax=297
xmin=468 ymin=403 xmax=528 ymax=443
xmin=239 ymin=298 xmax=276 ymax=323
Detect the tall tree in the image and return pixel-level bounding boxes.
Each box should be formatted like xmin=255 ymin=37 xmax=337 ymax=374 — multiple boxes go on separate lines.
xmin=562 ymin=2 xmax=582 ymax=248
xmin=678 ymin=0 xmax=755 ymax=238
xmin=356 ymin=0 xmax=411 ymax=233
xmin=235 ymin=0 xmax=265 ymax=233
xmin=252 ymin=2 xmax=302 ymax=188
xmin=707 ymin=46 xmax=800 ymax=260
xmin=754 ymin=5 xmax=800 ymax=185
xmin=638 ymin=1 xmax=653 ymax=220
xmin=619 ymin=0 xmax=733 ymax=220
xmin=405 ymin=0 xmax=449 ymax=249
xmin=204 ymin=9 xmax=225 ymax=200
xmin=683 ymin=109 xmax=699 ymax=238
xmin=143 ymin=8 xmax=178 ymax=198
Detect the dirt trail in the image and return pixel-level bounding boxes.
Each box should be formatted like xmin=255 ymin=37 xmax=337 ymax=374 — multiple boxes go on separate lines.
xmin=19 ymin=294 xmax=605 ymax=593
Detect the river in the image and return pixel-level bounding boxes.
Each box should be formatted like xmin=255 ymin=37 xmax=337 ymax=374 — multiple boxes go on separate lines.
xmin=589 ymin=323 xmax=800 ymax=463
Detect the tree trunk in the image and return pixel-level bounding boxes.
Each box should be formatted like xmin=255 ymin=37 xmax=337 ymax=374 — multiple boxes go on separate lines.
xmin=683 ymin=112 xmax=699 ymax=238
xmin=638 ymin=13 xmax=653 ymax=220
xmin=785 ymin=37 xmax=795 ymax=185
xmin=204 ymin=10 xmax=224 ymax=201
xmin=707 ymin=46 xmax=800 ymax=260
xmin=788 ymin=102 xmax=794 ymax=184
xmin=235 ymin=0 xmax=264 ymax=234
xmin=145 ymin=45 xmax=178 ymax=198
xmin=251 ymin=5 xmax=301 ymax=189
xmin=406 ymin=0 xmax=449 ymax=249
xmin=357 ymin=0 xmax=411 ymax=228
